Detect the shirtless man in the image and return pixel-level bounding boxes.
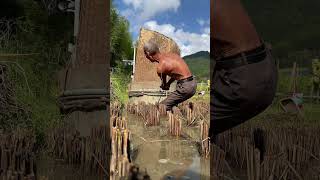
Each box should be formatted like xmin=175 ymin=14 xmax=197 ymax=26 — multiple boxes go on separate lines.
xmin=211 ymin=0 xmax=278 ymax=141
xmin=143 ymin=39 xmax=197 ymax=112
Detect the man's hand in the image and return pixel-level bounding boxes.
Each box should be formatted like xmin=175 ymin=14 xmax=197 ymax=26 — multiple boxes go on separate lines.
xmin=160 ymin=83 xmax=170 ymax=90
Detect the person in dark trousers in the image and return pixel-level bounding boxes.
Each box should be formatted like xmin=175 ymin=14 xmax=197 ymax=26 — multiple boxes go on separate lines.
xmin=143 ymin=39 xmax=197 ymax=112
xmin=210 ymin=0 xmax=278 ymax=142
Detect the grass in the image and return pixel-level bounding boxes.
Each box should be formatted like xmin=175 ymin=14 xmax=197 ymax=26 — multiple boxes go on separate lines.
xmin=251 ymin=97 xmax=320 ymax=124
xmin=1 ymin=37 xmax=67 ymax=146
xmin=191 ymin=83 xmax=210 ymax=102
xmin=111 ymin=66 xmax=131 ymax=106
xmin=277 ymin=68 xmax=313 ymax=95
xmin=9 ymin=61 xmax=62 ymax=146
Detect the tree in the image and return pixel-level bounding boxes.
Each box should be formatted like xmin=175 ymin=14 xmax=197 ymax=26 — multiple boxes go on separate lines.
xmin=110 ymin=2 xmax=133 ymax=67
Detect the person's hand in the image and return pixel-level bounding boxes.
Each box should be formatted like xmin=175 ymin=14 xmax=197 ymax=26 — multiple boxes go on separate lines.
xmin=160 ymin=84 xmax=170 ymax=90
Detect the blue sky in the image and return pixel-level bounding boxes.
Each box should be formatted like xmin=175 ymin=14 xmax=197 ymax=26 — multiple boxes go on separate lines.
xmin=114 ymin=0 xmax=210 ymax=56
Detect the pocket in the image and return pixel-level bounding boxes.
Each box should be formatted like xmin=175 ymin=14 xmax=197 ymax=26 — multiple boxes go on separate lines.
xmin=225 ymin=67 xmax=249 ymax=99
xmin=219 ymin=69 xmax=232 ymax=86
xmin=176 ymin=83 xmax=185 ymax=94
xmin=213 ymin=70 xmax=235 ymax=100
xmin=177 ymin=81 xmax=196 ymax=96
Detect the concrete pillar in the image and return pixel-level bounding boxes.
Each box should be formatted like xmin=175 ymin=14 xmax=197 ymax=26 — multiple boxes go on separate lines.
xmin=58 ymin=0 xmax=110 ymax=137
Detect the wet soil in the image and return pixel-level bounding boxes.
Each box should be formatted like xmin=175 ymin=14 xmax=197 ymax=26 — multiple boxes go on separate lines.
xmin=126 ymin=114 xmax=210 ymax=180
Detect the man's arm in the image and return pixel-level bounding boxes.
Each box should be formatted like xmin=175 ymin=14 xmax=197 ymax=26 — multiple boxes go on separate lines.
xmin=157 ymin=65 xmax=167 ymax=88
xmin=166 ymin=78 xmax=175 ymax=87
xmin=160 ymin=74 xmax=167 ymax=87
xmin=159 ymin=73 xmax=174 ymax=90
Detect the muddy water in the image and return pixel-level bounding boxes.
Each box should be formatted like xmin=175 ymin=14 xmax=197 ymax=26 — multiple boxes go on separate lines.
xmin=36 ymin=156 xmax=101 ymax=180
xmin=127 ymin=114 xmax=210 ymax=180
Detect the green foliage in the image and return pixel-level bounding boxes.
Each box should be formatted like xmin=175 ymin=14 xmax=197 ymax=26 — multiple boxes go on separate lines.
xmin=251 ymin=101 xmax=320 ymax=124
xmin=184 ymin=51 xmax=210 ymax=81
xmin=111 ymin=66 xmax=131 ymax=105
xmin=277 ymin=68 xmax=312 ymax=95
xmin=110 ymin=1 xmax=133 ymax=103
xmin=242 ymin=0 xmax=320 ymax=68
xmin=111 ymin=3 xmax=133 ymax=67
xmin=191 ymin=84 xmax=210 ymax=102
xmin=312 ymin=59 xmax=320 ymax=84
xmin=0 ymin=0 xmax=72 ymax=143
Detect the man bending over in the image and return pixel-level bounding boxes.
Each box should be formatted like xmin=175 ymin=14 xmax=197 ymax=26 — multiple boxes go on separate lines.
xmin=143 ymin=39 xmax=197 ymax=112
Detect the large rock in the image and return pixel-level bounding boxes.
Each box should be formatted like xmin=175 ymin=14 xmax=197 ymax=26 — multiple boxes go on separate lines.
xmin=129 ymin=28 xmax=180 ymax=103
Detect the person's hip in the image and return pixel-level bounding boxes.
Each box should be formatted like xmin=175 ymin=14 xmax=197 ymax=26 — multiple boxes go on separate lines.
xmin=212 ymin=44 xmax=278 ymax=104
xmin=176 ymin=76 xmax=197 ymax=96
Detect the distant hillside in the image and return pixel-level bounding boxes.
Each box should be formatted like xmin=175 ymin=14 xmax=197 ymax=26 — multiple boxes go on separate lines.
xmin=242 ymin=0 xmax=320 ymax=68
xmin=183 ymin=51 xmax=210 ymax=81
xmin=183 ymin=51 xmax=210 ymax=60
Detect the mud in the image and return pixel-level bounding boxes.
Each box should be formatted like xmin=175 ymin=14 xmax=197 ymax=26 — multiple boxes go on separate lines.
xmin=126 ymin=114 xmax=210 ymax=180
xmin=36 ymin=156 xmax=100 ymax=180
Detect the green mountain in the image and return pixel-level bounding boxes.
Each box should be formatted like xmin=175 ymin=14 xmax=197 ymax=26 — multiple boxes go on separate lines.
xmin=183 ymin=51 xmax=210 ymax=59
xmin=242 ymin=0 xmax=320 ymax=68
xmin=183 ymin=51 xmax=210 ymax=81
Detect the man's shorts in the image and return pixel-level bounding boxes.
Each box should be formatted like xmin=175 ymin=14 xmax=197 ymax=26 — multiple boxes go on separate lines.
xmin=161 ymin=76 xmax=197 ymax=111
xmin=210 ymin=46 xmax=278 ymax=139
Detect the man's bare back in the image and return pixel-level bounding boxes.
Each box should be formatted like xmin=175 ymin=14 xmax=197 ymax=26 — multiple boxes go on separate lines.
xmin=156 ymin=53 xmax=192 ymax=81
xmin=212 ymin=0 xmax=261 ymax=59
xmin=144 ymin=40 xmax=197 ymax=112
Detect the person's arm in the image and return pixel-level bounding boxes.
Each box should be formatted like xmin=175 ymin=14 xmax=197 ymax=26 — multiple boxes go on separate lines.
xmin=166 ymin=78 xmax=175 ymax=87
xmin=157 ymin=65 xmax=167 ymax=89
xmin=160 ymin=74 xmax=167 ymax=88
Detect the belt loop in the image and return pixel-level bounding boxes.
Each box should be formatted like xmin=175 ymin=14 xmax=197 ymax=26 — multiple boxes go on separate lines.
xmin=241 ymin=52 xmax=248 ymax=65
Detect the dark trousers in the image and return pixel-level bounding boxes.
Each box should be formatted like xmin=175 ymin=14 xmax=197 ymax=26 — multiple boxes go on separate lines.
xmin=161 ymin=78 xmax=197 ymax=111
xmin=210 ymin=48 xmax=278 ymax=140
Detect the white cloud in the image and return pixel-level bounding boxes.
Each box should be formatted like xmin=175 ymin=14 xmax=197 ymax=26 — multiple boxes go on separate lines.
xmin=202 ymin=27 xmax=210 ymax=35
xmin=197 ymin=19 xmax=205 ymax=26
xmin=122 ymin=0 xmax=180 ymax=21
xmin=197 ymin=18 xmax=210 ymax=27
xmin=120 ymin=0 xmax=181 ymax=38
xmin=141 ymin=0 xmax=180 ymax=20
xmin=123 ymin=0 xmax=143 ymax=9
xmin=120 ymin=0 xmax=210 ymax=56
xmin=144 ymin=21 xmax=210 ymax=56
xmin=120 ymin=8 xmax=134 ymax=18
xmin=144 ymin=21 xmax=175 ymax=35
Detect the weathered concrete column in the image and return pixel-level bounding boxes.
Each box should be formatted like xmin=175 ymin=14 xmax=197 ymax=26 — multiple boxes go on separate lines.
xmin=58 ymin=0 xmax=110 ymax=137
xmin=129 ymin=28 xmax=180 ymax=104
